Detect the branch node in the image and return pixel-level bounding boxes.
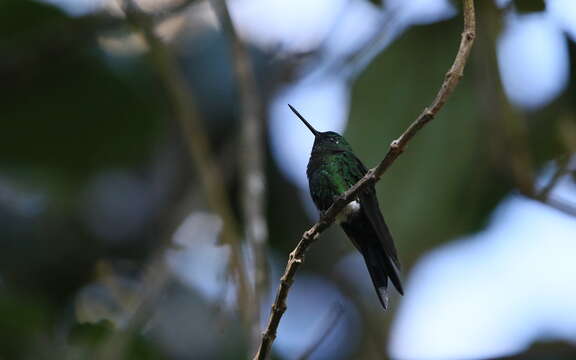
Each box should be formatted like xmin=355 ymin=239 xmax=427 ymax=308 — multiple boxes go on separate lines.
xmin=280 ymin=274 xmax=293 ymax=286
xmin=303 ymin=229 xmax=316 ymax=240
xmin=368 ymin=169 xmax=377 ymax=181
xmin=271 ymin=303 xmax=287 ymax=313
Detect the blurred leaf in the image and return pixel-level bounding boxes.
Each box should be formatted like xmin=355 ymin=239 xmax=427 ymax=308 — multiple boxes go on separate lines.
xmin=513 ymin=0 xmax=545 ymax=13
xmin=0 ymin=295 xmax=49 ymax=359
xmin=0 ymin=0 xmax=164 ymax=187
xmin=69 ymin=320 xmax=115 ymax=346
xmin=0 ymin=0 xmax=65 ymax=39
xmin=69 ymin=320 xmax=163 ymax=360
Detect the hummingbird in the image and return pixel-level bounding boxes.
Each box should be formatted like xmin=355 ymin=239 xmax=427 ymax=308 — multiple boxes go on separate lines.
xmin=289 ymin=104 xmax=403 ymax=309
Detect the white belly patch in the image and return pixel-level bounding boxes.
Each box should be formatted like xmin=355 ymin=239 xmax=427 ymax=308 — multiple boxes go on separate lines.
xmin=336 ymin=200 xmax=361 ymax=224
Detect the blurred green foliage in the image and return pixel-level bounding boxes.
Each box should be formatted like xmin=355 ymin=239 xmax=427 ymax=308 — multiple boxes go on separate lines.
xmin=69 ymin=320 xmax=162 ymax=360
xmin=0 ymin=0 xmax=163 ymax=185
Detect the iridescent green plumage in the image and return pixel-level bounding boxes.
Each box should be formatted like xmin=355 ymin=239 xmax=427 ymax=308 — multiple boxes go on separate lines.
xmin=289 ymin=105 xmax=403 ymax=309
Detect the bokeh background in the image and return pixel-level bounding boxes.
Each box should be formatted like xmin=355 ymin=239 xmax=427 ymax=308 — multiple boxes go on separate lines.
xmin=1 ymin=0 xmax=576 ymax=359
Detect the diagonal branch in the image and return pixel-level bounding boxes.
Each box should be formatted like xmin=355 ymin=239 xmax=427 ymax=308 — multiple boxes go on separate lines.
xmin=526 ymin=155 xmax=576 ymax=217
xmin=253 ymin=1 xmax=476 ymax=359
xmin=210 ymin=0 xmax=269 ymax=350
xmin=538 ymin=156 xmax=571 ymax=201
xmin=537 ymin=196 xmax=576 ymax=217
xmin=119 ymin=0 xmax=252 ymax=331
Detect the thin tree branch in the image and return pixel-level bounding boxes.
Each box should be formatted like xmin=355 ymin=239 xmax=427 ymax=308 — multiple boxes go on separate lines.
xmin=330 ymin=5 xmax=401 ymax=79
xmin=539 ymin=156 xmax=571 ymax=200
xmin=119 ymin=0 xmax=253 ymax=331
xmin=537 ymin=196 xmax=576 ymax=217
xmin=297 ymin=303 xmax=345 ymax=360
xmin=527 ymin=155 xmax=576 ymax=217
xmin=211 ymin=0 xmax=269 ymax=350
xmin=253 ymin=1 xmax=476 ymax=359
xmin=526 ymin=156 xmax=576 ymax=217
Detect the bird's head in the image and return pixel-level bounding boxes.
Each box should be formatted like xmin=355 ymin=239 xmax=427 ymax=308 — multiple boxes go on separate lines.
xmin=289 ymin=104 xmax=353 ymax=154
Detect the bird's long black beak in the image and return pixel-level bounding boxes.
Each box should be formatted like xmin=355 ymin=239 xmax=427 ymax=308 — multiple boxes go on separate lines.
xmin=289 ymin=104 xmax=320 ymax=137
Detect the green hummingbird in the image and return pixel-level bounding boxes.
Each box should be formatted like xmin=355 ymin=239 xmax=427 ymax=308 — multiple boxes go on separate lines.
xmin=289 ymin=104 xmax=403 ymax=309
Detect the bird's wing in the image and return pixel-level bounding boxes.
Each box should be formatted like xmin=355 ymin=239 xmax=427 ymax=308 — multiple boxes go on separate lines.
xmin=345 ymin=154 xmax=402 ymax=286
xmin=358 ymin=188 xmax=400 ymax=267
xmin=345 ymin=155 xmax=399 ymax=262
xmin=359 ymin=188 xmax=403 ymax=295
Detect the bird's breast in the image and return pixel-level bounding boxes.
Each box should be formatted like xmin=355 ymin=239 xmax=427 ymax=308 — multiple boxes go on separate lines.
xmin=336 ymin=200 xmax=361 ymax=224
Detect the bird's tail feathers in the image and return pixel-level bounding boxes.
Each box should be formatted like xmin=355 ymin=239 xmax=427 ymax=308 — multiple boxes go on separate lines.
xmin=341 ymin=222 xmax=403 ymax=309
xmin=365 ymin=255 xmax=391 ymax=309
